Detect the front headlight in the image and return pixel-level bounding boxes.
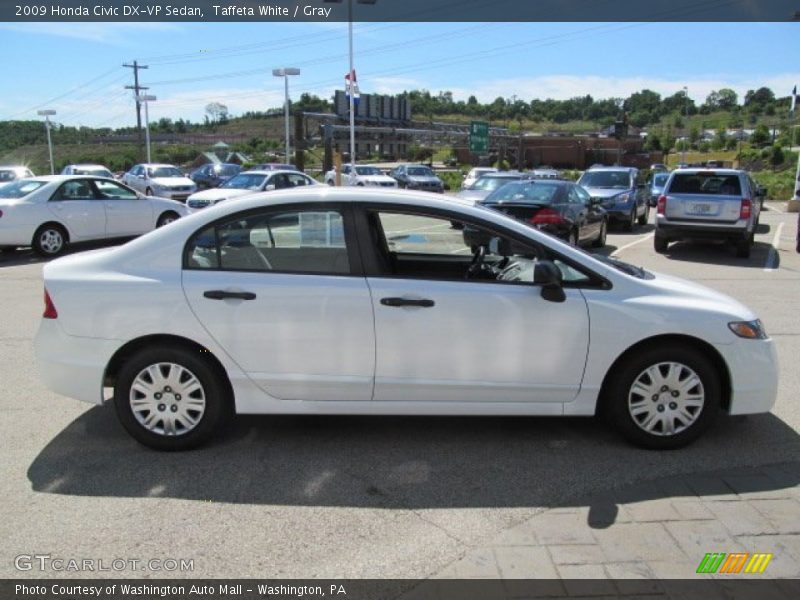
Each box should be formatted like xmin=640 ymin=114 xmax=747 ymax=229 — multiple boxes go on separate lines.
xmin=728 ymin=319 xmax=768 ymax=340
xmin=616 ymin=193 xmax=631 ymax=203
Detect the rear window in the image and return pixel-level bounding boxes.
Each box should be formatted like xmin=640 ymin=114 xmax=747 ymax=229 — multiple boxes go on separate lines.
xmin=669 ymin=173 xmax=741 ymax=196
xmin=485 ymin=181 xmax=560 ymax=204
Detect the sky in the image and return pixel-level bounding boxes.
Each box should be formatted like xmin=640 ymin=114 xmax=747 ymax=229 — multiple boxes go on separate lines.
xmin=0 ymin=21 xmax=798 ymax=128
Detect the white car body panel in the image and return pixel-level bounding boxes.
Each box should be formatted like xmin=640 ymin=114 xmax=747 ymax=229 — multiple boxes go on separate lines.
xmin=34 ymin=188 xmax=778 ymax=420
xmin=324 ymin=167 xmax=397 ymax=188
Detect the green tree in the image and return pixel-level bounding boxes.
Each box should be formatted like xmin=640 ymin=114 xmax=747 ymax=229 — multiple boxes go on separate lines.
xmin=751 ymin=124 xmax=770 ymax=147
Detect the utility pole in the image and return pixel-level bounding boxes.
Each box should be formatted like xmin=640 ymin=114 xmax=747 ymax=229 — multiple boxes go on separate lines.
xmin=123 ymin=60 xmax=149 ymax=160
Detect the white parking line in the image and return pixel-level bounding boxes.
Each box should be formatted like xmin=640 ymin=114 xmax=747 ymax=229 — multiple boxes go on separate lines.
xmin=763 ymin=222 xmax=784 ymax=272
xmin=767 ymin=204 xmax=785 ymax=214
xmin=611 ymin=233 xmax=654 ymax=257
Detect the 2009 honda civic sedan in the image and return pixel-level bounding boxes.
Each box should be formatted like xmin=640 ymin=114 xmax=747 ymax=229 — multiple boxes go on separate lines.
xmin=34 ymin=188 xmax=778 ymax=451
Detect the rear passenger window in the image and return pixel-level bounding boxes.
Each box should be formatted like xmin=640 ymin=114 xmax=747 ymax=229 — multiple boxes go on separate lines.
xmin=184 ymin=209 xmax=350 ymax=274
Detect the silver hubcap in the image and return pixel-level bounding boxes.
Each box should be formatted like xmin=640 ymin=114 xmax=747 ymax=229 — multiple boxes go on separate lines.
xmin=129 ymin=363 xmax=206 ymax=437
xmin=39 ymin=229 xmax=63 ymax=254
xmin=628 ymin=362 xmax=704 ymax=437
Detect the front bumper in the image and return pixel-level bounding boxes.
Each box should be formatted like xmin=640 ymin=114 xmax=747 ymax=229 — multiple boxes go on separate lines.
xmin=603 ymin=204 xmax=635 ymax=222
xmin=716 ymin=337 xmax=778 ymax=415
xmin=34 ymin=319 xmax=123 ymax=405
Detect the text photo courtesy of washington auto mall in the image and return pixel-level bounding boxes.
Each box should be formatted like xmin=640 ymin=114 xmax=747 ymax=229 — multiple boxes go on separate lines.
xmin=0 ymin=1 xmax=799 ymax=599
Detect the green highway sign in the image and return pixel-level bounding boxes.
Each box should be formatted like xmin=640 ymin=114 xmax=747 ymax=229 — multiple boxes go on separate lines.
xmin=469 ymin=121 xmax=489 ymax=153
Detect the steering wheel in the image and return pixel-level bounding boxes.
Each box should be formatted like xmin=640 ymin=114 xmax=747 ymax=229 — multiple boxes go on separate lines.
xmin=466 ymin=245 xmax=487 ymax=279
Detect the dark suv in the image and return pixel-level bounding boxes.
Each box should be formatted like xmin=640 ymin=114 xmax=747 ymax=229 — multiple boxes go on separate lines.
xmin=577 ymin=166 xmax=650 ymax=230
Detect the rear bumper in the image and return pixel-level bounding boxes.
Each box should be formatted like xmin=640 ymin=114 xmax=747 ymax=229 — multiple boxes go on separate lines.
xmin=716 ymin=337 xmax=778 ymax=415
xmin=656 ymin=219 xmax=750 ymax=241
xmin=34 ymin=319 xmax=122 ymax=405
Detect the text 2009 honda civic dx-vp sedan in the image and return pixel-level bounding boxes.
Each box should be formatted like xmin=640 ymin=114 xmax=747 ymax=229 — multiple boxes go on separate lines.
xmin=34 ymin=188 xmax=778 ymax=451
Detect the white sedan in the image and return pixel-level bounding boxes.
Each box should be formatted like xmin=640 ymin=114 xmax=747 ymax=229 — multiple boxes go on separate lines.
xmin=122 ymin=163 xmax=197 ymax=202
xmin=186 ymin=169 xmax=317 ymax=212
xmin=0 ymin=176 xmax=188 ymax=256
xmin=34 ymin=188 xmax=777 ymax=450
xmin=324 ymin=164 xmax=398 ymax=187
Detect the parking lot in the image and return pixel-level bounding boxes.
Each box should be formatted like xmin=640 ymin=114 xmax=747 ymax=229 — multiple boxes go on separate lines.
xmin=1 ymin=203 xmax=798 ymax=581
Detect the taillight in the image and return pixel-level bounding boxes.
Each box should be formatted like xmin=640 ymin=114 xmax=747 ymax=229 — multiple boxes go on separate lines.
xmin=740 ymin=198 xmax=752 ymax=220
xmin=43 ymin=289 xmax=58 ymax=319
xmin=530 ymin=207 xmax=565 ymax=225
xmin=656 ymin=195 xmax=667 ymax=215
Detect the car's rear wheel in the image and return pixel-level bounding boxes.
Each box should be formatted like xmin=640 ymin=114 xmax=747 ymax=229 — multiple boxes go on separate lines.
xmin=113 ymin=346 xmax=228 ymax=451
xmin=605 ymin=344 xmax=720 ymax=449
xmin=156 ymin=211 xmax=180 ymax=228
xmin=592 ymin=219 xmax=607 ymax=248
xmin=654 ymin=234 xmax=669 ymax=253
xmin=145 ymin=187 xmax=154 ymax=196
xmin=32 ymin=223 xmax=68 ymax=257
xmin=735 ymin=233 xmax=753 ymax=258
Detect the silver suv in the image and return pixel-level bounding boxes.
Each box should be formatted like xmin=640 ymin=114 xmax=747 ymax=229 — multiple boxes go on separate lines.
xmin=654 ymin=168 xmax=763 ymax=258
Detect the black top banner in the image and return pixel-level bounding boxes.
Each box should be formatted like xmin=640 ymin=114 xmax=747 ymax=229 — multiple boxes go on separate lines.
xmin=3 ymin=0 xmax=800 ymax=22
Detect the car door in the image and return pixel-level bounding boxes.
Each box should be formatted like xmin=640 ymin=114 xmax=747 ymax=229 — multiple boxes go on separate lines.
xmin=571 ymin=184 xmax=602 ymax=241
xmin=92 ymin=179 xmax=154 ymax=236
xmin=181 ymin=203 xmax=375 ymax=402
xmin=47 ymin=179 xmax=106 ymax=241
xmin=359 ymin=207 xmax=590 ymax=404
xmin=125 ymin=165 xmax=144 ymax=192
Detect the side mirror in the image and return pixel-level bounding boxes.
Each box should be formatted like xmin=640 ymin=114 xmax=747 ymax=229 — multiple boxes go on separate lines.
xmin=534 ymin=260 xmax=566 ymax=303
xmin=757 ymin=185 xmax=767 ymax=198
xmin=264 ymin=184 xmax=276 ymax=191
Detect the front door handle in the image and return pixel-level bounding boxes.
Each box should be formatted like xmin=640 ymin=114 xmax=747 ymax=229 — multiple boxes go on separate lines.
xmin=380 ymin=297 xmax=435 ymax=308
xmin=203 ymin=290 xmax=256 ymax=300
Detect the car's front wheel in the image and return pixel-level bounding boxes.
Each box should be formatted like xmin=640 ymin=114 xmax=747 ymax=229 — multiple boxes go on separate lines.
xmin=156 ymin=211 xmax=180 ymax=228
xmin=113 ymin=346 xmax=228 ymax=451
xmin=592 ymin=219 xmax=607 ymax=248
xmin=638 ymin=203 xmax=649 ymax=226
xmin=605 ymin=344 xmax=720 ymax=449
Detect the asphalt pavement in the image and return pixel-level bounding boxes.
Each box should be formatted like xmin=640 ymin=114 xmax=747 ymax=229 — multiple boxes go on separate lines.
xmin=0 ymin=203 xmax=798 ymax=582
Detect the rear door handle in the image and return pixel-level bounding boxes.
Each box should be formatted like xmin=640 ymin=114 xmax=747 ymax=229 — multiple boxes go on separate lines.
xmin=203 ymin=290 xmax=257 ymax=300
xmin=380 ymin=297 xmax=435 ymax=308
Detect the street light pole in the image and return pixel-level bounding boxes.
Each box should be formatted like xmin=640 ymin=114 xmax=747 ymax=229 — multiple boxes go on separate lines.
xmin=137 ymin=95 xmax=156 ymax=163
xmin=37 ymin=110 xmax=56 ymax=175
xmin=272 ymin=68 xmax=301 ymax=164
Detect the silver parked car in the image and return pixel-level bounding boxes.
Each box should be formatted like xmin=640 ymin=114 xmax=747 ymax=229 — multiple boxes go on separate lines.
xmin=654 ymin=168 xmax=764 ymax=258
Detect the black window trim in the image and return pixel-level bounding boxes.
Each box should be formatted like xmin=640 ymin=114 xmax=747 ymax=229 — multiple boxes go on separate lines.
xmin=351 ymin=202 xmax=611 ymax=290
xmin=181 ymin=201 xmax=365 ymax=277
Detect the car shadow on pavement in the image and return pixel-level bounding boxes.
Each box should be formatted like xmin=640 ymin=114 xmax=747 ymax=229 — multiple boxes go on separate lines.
xmin=661 ymin=240 xmax=777 ymax=269
xmin=610 ymin=223 xmax=655 ymax=235
xmin=27 ymin=405 xmax=800 ymax=525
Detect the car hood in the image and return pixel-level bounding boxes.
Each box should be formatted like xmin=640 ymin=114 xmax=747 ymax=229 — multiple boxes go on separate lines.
xmin=582 ymin=187 xmax=630 ymax=199
xmin=151 ymin=177 xmax=195 ymax=187
xmin=640 ymin=271 xmax=755 ymax=322
xmin=407 ymin=176 xmax=441 ymax=183
xmin=187 ymin=188 xmax=252 ymax=202
xmin=456 ymin=189 xmax=491 ymax=202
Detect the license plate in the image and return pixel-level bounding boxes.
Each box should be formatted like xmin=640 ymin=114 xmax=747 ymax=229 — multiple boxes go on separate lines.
xmin=688 ymin=202 xmax=714 ymax=215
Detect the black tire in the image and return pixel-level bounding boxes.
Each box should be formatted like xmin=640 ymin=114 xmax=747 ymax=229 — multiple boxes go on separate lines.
xmin=623 ymin=208 xmax=636 ymax=231
xmin=654 ymin=234 xmax=669 ymax=254
xmin=145 ymin=187 xmax=154 ymax=196
xmin=327 ymin=180 xmax=335 ymax=186
xmin=156 ymin=211 xmax=180 ymax=228
xmin=592 ymin=219 xmax=607 ymax=248
xmin=113 ymin=346 xmax=229 ymax=451
xmin=604 ymin=343 xmax=721 ymax=449
xmin=735 ymin=233 xmax=753 ymax=258
xmin=638 ymin=203 xmax=649 ymax=226
xmin=0 ymin=246 xmax=17 ymax=253
xmin=32 ymin=223 xmax=68 ymax=257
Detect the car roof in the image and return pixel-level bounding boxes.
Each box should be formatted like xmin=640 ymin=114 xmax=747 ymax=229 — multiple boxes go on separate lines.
xmin=19 ymin=175 xmax=116 ymax=183
xmin=238 ymin=170 xmax=310 ymax=176
xmin=483 ymin=172 xmax=527 ymax=178
xmin=672 ymin=168 xmax=743 ymax=174
xmin=140 ymin=163 xmax=179 ymax=168
xmin=67 ymin=164 xmax=109 ymax=168
xmin=585 ymin=166 xmax=636 ymax=172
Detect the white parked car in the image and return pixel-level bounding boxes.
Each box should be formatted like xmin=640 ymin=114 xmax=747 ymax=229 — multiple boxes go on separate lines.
xmin=34 ymin=188 xmax=777 ymax=451
xmin=324 ymin=164 xmax=397 ymax=187
xmin=461 ymin=167 xmax=498 ymax=189
xmin=186 ymin=170 xmax=317 ymax=213
xmin=122 ymin=163 xmax=196 ymax=202
xmin=0 ymin=176 xmax=187 ymax=256
xmin=61 ymin=164 xmax=114 ymax=179
xmin=0 ymin=165 xmax=35 ymax=186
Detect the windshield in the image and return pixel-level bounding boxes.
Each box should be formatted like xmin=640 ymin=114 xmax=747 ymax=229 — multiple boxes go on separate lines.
xmin=468 ymin=169 xmax=494 ymax=179
xmin=579 ymin=171 xmax=631 ymax=189
xmin=652 ymin=173 xmax=669 ymax=187
xmin=148 ymin=166 xmax=183 ymax=178
xmin=0 ymin=170 xmax=23 ymax=181
xmin=74 ymin=167 xmax=113 ymax=178
xmin=470 ymin=176 xmax=520 ymax=191
xmin=407 ymin=167 xmax=434 ymax=177
xmin=221 ymin=173 xmax=267 ymax=190
xmin=0 ymin=180 xmax=47 ymax=198
xmin=485 ymin=181 xmax=560 ymax=204
xmin=355 ymin=166 xmax=382 ymax=176
xmin=215 ymin=164 xmax=241 ymax=176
